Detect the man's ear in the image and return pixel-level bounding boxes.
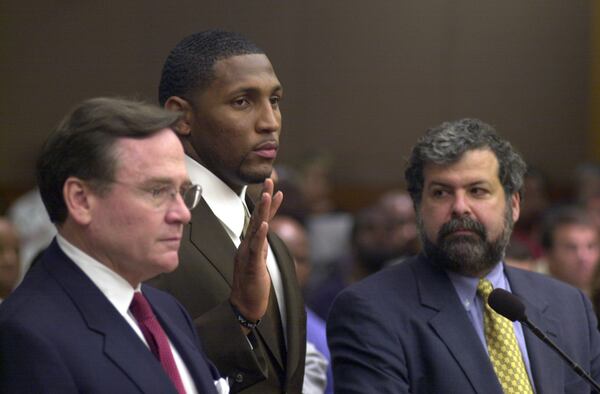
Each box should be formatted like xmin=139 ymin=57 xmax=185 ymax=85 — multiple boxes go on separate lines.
xmin=165 ymin=96 xmax=193 ymax=137
xmin=63 ymin=177 xmax=95 ymax=226
xmin=511 ymin=192 xmax=521 ymax=223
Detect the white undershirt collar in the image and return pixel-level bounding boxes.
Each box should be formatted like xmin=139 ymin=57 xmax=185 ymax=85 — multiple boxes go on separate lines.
xmin=185 ymin=156 xmax=248 ymax=241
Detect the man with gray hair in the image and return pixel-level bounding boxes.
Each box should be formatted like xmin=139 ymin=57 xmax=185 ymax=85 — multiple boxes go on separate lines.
xmin=327 ymin=118 xmax=600 ymax=393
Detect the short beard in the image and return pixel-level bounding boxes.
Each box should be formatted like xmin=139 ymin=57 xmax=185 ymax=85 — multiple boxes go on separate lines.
xmin=418 ymin=205 xmax=514 ymax=277
xmin=238 ymin=163 xmax=274 ymax=186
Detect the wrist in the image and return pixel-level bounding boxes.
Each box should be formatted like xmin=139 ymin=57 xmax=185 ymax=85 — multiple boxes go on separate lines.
xmin=230 ymin=301 xmax=261 ymax=330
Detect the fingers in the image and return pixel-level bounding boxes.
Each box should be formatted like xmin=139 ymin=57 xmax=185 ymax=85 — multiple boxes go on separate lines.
xmin=243 ymin=178 xmax=282 ymax=241
xmin=246 ymin=191 xmax=270 ymax=237
xmin=248 ymin=222 xmax=268 ymax=261
xmin=261 ymin=177 xmax=275 ymax=196
xmin=258 ymin=178 xmax=282 ymax=221
xmin=269 ymin=191 xmax=283 ymax=221
xmin=231 ymin=220 xmax=269 ymax=321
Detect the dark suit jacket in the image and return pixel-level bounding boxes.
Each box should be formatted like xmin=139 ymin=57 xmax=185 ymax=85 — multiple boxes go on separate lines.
xmin=149 ymin=199 xmax=306 ymax=393
xmin=327 ymin=254 xmax=600 ymax=394
xmin=0 ymin=240 xmax=219 ymax=394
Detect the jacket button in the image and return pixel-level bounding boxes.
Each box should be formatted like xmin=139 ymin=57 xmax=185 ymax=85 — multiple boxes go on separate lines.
xmin=234 ymin=372 xmax=244 ymax=383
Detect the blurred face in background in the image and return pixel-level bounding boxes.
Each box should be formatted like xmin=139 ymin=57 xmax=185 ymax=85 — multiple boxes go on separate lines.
xmin=379 ymin=191 xmax=420 ymax=257
xmin=270 ymin=216 xmax=311 ymax=289
xmin=547 ymin=223 xmax=600 ymax=293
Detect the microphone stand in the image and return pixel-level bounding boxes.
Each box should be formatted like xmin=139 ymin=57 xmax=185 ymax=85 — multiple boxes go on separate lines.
xmin=521 ymin=318 xmax=600 ymax=392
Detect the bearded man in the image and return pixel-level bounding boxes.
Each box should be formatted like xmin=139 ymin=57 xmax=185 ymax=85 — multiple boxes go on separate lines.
xmin=327 ymin=118 xmax=600 ymax=393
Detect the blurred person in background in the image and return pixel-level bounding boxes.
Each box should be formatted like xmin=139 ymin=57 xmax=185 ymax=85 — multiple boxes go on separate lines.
xmin=307 ymin=204 xmax=391 ymax=320
xmin=300 ymin=152 xmax=336 ymax=216
xmin=299 ymin=153 xmax=353 ymax=281
xmin=574 ymin=163 xmax=600 ymax=231
xmin=575 ymin=162 xmax=600 ymax=205
xmin=540 ymin=205 xmax=600 ymax=296
xmin=7 ymin=188 xmax=56 ymax=279
xmin=504 ymin=237 xmax=539 ymax=272
xmin=378 ymin=189 xmax=420 ymax=263
xmin=0 ymin=218 xmax=20 ymax=303
xmin=271 ymin=215 xmax=333 ymax=394
xmin=511 ymin=167 xmax=549 ymax=259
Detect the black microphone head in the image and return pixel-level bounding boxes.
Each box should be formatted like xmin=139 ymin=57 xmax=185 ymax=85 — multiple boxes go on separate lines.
xmin=488 ymin=288 xmax=527 ymax=322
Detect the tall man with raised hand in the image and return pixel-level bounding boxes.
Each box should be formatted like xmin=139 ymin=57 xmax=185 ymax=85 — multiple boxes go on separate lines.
xmin=327 ymin=118 xmax=600 ymax=393
xmin=0 ymin=97 xmax=228 ymax=393
xmin=151 ymin=30 xmax=306 ymax=393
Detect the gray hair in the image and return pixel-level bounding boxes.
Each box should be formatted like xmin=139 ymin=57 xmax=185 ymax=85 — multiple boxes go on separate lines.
xmin=405 ymin=118 xmax=526 ymax=208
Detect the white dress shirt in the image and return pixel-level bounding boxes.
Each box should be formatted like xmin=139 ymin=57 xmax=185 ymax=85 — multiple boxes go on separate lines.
xmin=185 ymin=156 xmax=288 ymax=340
xmin=56 ymin=234 xmax=229 ymax=394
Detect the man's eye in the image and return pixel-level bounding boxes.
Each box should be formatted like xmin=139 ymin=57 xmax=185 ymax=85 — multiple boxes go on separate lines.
xmin=432 ymin=189 xmax=446 ymax=198
xmin=232 ymin=97 xmax=249 ymax=107
xmin=150 ymin=187 xmax=170 ymax=199
xmin=270 ymin=95 xmax=281 ymax=106
xmin=471 ymin=187 xmax=488 ymax=196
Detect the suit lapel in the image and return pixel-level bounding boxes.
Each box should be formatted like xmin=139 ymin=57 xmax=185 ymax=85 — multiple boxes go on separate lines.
xmin=268 ymin=232 xmax=306 ymax=383
xmin=189 ymin=200 xmax=237 ymax=284
xmin=506 ymin=267 xmax=563 ymax=392
xmin=414 ymin=257 xmax=504 ymax=394
xmin=248 ymin=194 xmax=285 ymax=370
xmin=43 ymin=241 xmax=178 ymax=394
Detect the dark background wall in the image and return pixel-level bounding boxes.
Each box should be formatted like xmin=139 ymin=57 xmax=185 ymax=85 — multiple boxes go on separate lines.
xmin=0 ymin=1 xmax=595 ymax=210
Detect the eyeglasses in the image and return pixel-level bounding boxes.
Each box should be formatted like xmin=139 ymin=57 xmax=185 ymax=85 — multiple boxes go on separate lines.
xmin=149 ymin=183 xmax=202 ymax=210
xmin=109 ymin=180 xmax=202 ymax=211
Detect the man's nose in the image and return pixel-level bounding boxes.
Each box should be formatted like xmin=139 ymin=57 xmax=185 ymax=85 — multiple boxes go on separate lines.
xmin=451 ymin=192 xmax=472 ymax=217
xmin=577 ymin=246 xmax=599 ymax=266
xmin=166 ymin=193 xmax=192 ymax=224
xmin=256 ymin=100 xmax=280 ymax=133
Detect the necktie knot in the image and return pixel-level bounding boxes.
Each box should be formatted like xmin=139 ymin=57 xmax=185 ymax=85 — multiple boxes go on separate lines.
xmin=130 ymin=291 xmax=154 ymax=322
xmin=477 ymin=278 xmax=493 ymax=300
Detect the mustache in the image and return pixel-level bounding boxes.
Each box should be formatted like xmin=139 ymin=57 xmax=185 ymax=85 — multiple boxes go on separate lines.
xmin=438 ymin=215 xmax=486 ymax=241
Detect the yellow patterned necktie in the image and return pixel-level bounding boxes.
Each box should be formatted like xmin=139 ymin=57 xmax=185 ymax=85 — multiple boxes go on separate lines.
xmin=477 ymin=279 xmax=534 ymax=394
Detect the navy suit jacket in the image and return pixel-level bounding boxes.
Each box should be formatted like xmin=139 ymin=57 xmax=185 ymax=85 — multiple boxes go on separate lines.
xmin=327 ymin=254 xmax=600 ymax=394
xmin=0 ymin=240 xmax=219 ymax=393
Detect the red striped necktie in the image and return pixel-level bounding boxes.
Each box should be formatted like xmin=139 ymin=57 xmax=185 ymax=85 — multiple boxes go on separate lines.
xmin=130 ymin=291 xmax=186 ymax=394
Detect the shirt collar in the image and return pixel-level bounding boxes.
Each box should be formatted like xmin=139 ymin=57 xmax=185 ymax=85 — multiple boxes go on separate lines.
xmin=56 ymin=233 xmax=139 ymax=316
xmin=185 ymin=155 xmax=248 ymax=239
xmin=447 ymin=261 xmax=509 ymax=310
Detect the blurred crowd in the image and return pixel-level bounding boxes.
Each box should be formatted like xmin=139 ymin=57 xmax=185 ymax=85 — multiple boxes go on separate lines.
xmin=6 ymin=156 xmax=600 ymax=326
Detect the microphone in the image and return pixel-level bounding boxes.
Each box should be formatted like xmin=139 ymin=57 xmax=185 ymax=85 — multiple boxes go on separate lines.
xmin=488 ymin=288 xmax=600 ymax=392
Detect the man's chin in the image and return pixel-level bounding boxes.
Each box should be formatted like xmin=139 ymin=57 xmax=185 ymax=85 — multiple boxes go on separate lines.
xmin=425 ymin=238 xmax=493 ymax=276
xmin=240 ymin=161 xmax=275 ymax=183
xmin=156 ymin=254 xmax=180 ymax=274
xmin=241 ymin=171 xmax=272 ymax=186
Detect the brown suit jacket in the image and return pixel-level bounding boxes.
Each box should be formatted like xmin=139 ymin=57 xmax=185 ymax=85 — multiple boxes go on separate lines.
xmin=149 ymin=198 xmax=306 ymax=393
